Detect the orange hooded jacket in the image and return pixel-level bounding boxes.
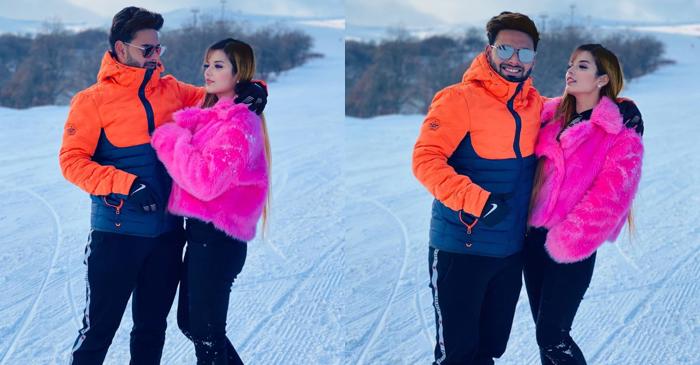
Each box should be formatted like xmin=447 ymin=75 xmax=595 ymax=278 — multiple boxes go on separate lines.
xmin=413 ymin=52 xmax=547 ymax=256
xmin=59 ymin=51 xmax=205 ymax=197
xmin=413 ymin=52 xmax=544 ymax=216
xmin=59 ymin=51 xmax=205 ymax=236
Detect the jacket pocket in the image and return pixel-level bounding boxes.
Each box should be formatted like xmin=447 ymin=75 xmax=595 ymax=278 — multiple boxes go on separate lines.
xmin=101 ymin=194 xmax=124 ymax=229
xmin=457 ymin=211 xmax=479 ymax=247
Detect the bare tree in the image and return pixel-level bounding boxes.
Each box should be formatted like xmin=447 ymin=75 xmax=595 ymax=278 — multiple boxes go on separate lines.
xmin=345 ymin=25 xmax=671 ymax=118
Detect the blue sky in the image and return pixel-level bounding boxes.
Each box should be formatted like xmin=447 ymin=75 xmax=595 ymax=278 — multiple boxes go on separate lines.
xmin=0 ymin=0 xmax=344 ymax=23
xmin=0 ymin=0 xmax=697 ymax=27
xmin=347 ymin=0 xmax=700 ymax=27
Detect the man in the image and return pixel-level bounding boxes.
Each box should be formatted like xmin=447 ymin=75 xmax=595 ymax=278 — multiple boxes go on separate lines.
xmin=412 ymin=12 xmax=542 ymax=365
xmin=59 ymin=7 xmax=267 ymax=364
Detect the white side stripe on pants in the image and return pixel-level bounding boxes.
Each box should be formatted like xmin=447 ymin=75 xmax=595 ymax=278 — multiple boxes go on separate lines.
xmin=431 ymin=248 xmax=447 ymax=364
xmin=70 ymin=230 xmax=94 ymax=363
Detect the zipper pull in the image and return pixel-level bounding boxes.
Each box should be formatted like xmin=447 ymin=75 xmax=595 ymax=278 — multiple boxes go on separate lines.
xmin=114 ymin=199 xmax=123 ymax=215
xmin=115 ymin=199 xmax=123 ymax=228
xmin=459 ymin=211 xmax=477 ymax=248
xmin=102 ymin=197 xmax=124 ymax=228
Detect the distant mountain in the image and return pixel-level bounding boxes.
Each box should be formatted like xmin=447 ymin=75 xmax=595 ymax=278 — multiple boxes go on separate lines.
xmin=0 ymin=15 xmax=99 ymax=34
xmin=0 ymin=6 xmax=342 ymax=35
xmin=0 ymin=16 xmax=44 ymax=34
xmin=173 ymin=0 xmax=344 ymax=20
xmin=0 ymin=0 xmax=105 ymax=25
xmin=346 ymin=0 xmax=442 ymax=28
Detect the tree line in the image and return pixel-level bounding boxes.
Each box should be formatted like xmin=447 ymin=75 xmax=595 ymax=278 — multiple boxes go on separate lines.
xmin=346 ymin=25 xmax=672 ymax=118
xmin=0 ymin=18 xmax=319 ymax=108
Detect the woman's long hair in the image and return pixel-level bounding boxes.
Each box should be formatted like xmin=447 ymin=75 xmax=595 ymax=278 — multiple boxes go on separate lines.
xmin=201 ymin=38 xmax=271 ymax=235
xmin=530 ymin=44 xmax=635 ymax=234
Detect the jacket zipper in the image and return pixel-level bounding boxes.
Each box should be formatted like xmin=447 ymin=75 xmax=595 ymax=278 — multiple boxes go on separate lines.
xmin=507 ymin=82 xmax=525 ymax=240
xmin=507 ymin=82 xmax=525 ymax=162
xmin=457 ymin=83 xmax=525 ymax=249
xmin=136 ymin=68 xmax=162 ymax=233
xmin=138 ymin=68 xmax=156 ymax=135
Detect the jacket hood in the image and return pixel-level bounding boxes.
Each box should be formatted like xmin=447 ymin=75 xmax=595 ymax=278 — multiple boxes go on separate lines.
xmin=462 ymin=52 xmax=535 ymax=105
xmin=96 ymin=51 xmax=164 ymax=89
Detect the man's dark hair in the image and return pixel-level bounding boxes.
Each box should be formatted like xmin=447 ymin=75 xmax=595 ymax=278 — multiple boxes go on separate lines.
xmin=109 ymin=7 xmax=164 ymax=53
xmin=486 ymin=11 xmax=540 ymax=50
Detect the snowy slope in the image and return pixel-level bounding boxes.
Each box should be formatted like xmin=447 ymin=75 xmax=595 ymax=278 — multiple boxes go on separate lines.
xmin=0 ymin=21 xmax=344 ymax=364
xmin=344 ymin=31 xmax=700 ymax=364
xmin=1 ymin=16 xmax=698 ymax=365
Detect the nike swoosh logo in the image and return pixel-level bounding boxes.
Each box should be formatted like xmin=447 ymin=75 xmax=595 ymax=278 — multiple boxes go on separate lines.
xmin=483 ymin=203 xmax=498 ymax=218
xmin=131 ymin=184 xmax=146 ymax=195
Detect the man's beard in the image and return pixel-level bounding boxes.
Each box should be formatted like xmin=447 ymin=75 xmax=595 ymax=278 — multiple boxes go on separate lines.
xmin=124 ymin=52 xmax=141 ymax=67
xmin=489 ymin=57 xmax=531 ymax=83
xmin=125 ymin=52 xmax=157 ymax=69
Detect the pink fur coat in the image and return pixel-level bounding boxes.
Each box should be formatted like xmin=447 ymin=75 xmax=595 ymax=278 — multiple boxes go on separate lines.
xmin=151 ymin=98 xmax=268 ymax=241
xmin=529 ymin=96 xmax=643 ymax=263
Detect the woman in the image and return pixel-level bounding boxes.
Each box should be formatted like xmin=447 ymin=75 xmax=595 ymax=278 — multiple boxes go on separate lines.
xmin=525 ymin=44 xmax=644 ymax=364
xmin=151 ymin=38 xmax=270 ymax=364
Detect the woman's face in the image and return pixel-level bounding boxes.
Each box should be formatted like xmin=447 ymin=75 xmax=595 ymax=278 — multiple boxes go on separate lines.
xmin=565 ymin=50 xmax=609 ymax=96
xmin=203 ymin=49 xmax=237 ymax=97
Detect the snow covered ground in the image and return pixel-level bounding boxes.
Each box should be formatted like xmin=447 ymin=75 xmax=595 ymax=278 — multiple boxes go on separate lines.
xmin=0 ymin=20 xmax=344 ymax=364
xmin=344 ymin=31 xmax=700 ymax=364
xmin=1 ymin=17 xmax=699 ymax=365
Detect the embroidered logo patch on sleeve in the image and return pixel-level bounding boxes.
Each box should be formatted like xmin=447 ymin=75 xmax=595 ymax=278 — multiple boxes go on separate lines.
xmin=428 ymin=119 xmax=440 ymax=130
xmin=66 ymin=124 xmax=77 ymax=136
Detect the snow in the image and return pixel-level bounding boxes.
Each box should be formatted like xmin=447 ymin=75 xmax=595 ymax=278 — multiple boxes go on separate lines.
xmin=297 ymin=19 xmax=345 ymax=30
xmin=0 ymin=19 xmax=698 ymax=365
xmin=344 ymin=30 xmax=700 ymax=364
xmin=632 ymin=23 xmax=700 ymax=37
xmin=0 ymin=21 xmax=343 ymax=364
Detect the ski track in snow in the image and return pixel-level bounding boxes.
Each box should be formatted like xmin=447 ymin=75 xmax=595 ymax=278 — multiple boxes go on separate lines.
xmin=589 ymin=244 xmax=700 ymax=363
xmin=351 ymin=194 xmax=410 ymax=365
xmin=0 ymin=184 xmax=63 ymax=365
xmin=0 ymin=22 xmax=344 ymax=364
xmin=413 ymin=262 xmax=434 ymax=348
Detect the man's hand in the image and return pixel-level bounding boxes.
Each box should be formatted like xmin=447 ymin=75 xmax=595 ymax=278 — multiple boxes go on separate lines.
xmin=617 ymin=99 xmax=644 ymax=136
xmin=235 ymin=80 xmax=268 ymax=115
xmin=479 ymin=193 xmax=510 ymax=226
xmin=128 ymin=178 xmax=159 ymax=213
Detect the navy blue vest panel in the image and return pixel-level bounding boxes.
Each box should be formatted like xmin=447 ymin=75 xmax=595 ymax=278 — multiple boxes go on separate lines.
xmin=90 ymin=130 xmax=182 ymax=237
xmin=429 ymin=134 xmax=536 ymax=256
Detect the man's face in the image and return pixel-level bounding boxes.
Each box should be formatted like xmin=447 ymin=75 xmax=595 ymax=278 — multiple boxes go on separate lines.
xmin=486 ymin=29 xmax=536 ymax=82
xmin=115 ymin=29 xmax=161 ymax=69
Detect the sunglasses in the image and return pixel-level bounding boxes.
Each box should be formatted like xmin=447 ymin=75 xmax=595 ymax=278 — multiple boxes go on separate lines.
xmin=123 ymin=42 xmax=166 ymax=58
xmin=490 ymin=44 xmax=536 ymax=64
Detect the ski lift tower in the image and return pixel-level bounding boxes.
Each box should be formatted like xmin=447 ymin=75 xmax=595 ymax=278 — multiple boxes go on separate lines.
xmin=220 ymin=0 xmax=227 ymax=23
